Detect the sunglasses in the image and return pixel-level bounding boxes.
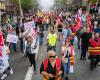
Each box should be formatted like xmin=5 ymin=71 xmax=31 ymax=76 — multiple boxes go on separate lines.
xmin=49 ymin=56 xmax=56 ymax=58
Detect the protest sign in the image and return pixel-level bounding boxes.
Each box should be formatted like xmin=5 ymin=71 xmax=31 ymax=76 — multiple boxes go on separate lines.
xmin=24 ymin=20 xmax=35 ymax=32
xmin=6 ymin=34 xmax=18 ymax=43
xmin=27 ymin=28 xmax=37 ymax=40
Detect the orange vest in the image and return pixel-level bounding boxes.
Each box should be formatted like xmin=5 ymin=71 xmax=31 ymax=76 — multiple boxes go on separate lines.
xmin=89 ymin=38 xmax=100 ymax=55
xmin=43 ymin=58 xmax=61 ymax=72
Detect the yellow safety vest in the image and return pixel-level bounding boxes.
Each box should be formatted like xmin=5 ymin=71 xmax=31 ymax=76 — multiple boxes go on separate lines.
xmin=48 ymin=33 xmax=57 ymax=46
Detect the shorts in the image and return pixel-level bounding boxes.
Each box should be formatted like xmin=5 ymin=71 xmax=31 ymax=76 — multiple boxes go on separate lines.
xmin=58 ymin=29 xmax=62 ymax=32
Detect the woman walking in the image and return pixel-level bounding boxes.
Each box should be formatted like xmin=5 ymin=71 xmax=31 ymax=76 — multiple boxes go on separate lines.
xmin=25 ymin=36 xmax=37 ymax=72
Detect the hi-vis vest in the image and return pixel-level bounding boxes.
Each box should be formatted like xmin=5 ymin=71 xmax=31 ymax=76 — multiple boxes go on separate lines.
xmin=43 ymin=58 xmax=61 ymax=72
xmin=89 ymin=38 xmax=100 ymax=55
xmin=43 ymin=58 xmax=62 ymax=80
xmin=48 ymin=33 xmax=57 ymax=46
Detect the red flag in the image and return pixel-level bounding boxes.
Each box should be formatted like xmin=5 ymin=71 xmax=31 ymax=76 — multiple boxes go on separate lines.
xmin=72 ymin=17 xmax=81 ymax=33
xmin=86 ymin=13 xmax=92 ymax=31
xmin=0 ymin=31 xmax=4 ymax=57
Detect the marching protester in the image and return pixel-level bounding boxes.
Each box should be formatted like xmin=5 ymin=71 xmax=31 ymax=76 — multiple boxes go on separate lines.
xmin=81 ymin=12 xmax=87 ymax=32
xmin=62 ymin=24 xmax=70 ymax=45
xmin=7 ymin=26 xmax=17 ymax=53
xmin=56 ymin=18 xmax=63 ymax=41
xmin=89 ymin=32 xmax=100 ymax=70
xmin=0 ymin=3 xmax=100 ymax=80
xmin=80 ymin=27 xmax=92 ymax=60
xmin=76 ymin=27 xmax=83 ymax=50
xmin=38 ymin=25 xmax=44 ymax=46
xmin=61 ymin=38 xmax=75 ymax=79
xmin=24 ymin=35 xmax=37 ymax=72
xmin=47 ymin=25 xmax=57 ymax=52
xmin=40 ymin=50 xmax=64 ymax=80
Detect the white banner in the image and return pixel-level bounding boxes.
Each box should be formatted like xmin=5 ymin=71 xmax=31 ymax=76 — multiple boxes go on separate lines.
xmin=6 ymin=34 xmax=18 ymax=43
xmin=24 ymin=20 xmax=35 ymax=32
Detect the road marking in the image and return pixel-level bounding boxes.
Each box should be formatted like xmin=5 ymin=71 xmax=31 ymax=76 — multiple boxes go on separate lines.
xmin=24 ymin=39 xmax=39 ymax=80
xmin=24 ymin=67 xmax=33 ymax=80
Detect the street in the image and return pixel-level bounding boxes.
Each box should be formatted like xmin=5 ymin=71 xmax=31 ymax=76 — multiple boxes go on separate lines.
xmin=0 ymin=0 xmax=100 ymax=80
xmin=1 ymin=31 xmax=99 ymax=80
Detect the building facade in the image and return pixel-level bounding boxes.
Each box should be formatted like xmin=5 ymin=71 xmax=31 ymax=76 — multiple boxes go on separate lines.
xmin=5 ymin=0 xmax=20 ymax=15
xmin=0 ymin=0 xmax=5 ymax=10
xmin=0 ymin=0 xmax=5 ymax=22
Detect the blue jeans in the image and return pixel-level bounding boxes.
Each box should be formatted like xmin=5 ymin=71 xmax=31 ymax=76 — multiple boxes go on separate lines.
xmin=39 ymin=35 xmax=44 ymax=46
xmin=63 ymin=58 xmax=70 ymax=75
xmin=81 ymin=46 xmax=87 ymax=59
xmin=70 ymin=38 xmax=74 ymax=46
xmin=47 ymin=45 xmax=56 ymax=52
xmin=10 ymin=43 xmax=17 ymax=52
xmin=20 ymin=38 xmax=23 ymax=52
xmin=46 ymin=24 xmax=49 ymax=30
xmin=77 ymin=37 xmax=80 ymax=49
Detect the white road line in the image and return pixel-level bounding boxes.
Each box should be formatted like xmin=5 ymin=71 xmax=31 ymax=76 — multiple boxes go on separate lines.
xmin=36 ymin=39 xmax=39 ymax=59
xmin=24 ymin=39 xmax=39 ymax=80
xmin=24 ymin=67 xmax=33 ymax=80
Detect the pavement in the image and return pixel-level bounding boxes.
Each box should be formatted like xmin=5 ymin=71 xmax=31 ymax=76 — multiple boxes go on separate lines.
xmin=1 ymin=30 xmax=100 ymax=80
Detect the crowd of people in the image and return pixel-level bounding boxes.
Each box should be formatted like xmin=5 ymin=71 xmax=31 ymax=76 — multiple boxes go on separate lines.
xmin=0 ymin=7 xmax=100 ymax=80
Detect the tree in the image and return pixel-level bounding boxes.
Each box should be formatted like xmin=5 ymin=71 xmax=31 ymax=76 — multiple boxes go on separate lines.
xmin=12 ymin=0 xmax=34 ymax=12
xmin=21 ymin=0 xmax=33 ymax=12
xmin=55 ymin=0 xmax=65 ymax=8
xmin=88 ymin=0 xmax=100 ymax=4
xmin=12 ymin=0 xmax=19 ymax=5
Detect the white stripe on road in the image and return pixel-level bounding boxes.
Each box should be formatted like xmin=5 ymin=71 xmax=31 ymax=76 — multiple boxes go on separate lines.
xmin=24 ymin=40 xmax=39 ymax=80
xmin=24 ymin=67 xmax=33 ymax=80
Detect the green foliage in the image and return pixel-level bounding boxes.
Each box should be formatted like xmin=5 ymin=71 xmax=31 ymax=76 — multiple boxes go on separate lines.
xmin=88 ymin=0 xmax=100 ymax=4
xmin=12 ymin=0 xmax=19 ymax=5
xmin=21 ymin=0 xmax=33 ymax=12
xmin=55 ymin=0 xmax=65 ymax=7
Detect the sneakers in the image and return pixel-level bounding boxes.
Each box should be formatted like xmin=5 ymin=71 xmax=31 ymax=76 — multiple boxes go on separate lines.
xmin=1 ymin=69 xmax=13 ymax=79
xmin=10 ymin=68 xmax=13 ymax=75
xmin=28 ymin=66 xmax=33 ymax=70
xmin=1 ymin=74 xmax=7 ymax=80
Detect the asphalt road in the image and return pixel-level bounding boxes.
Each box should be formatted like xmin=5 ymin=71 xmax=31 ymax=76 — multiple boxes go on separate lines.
xmin=1 ymin=30 xmax=100 ymax=80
